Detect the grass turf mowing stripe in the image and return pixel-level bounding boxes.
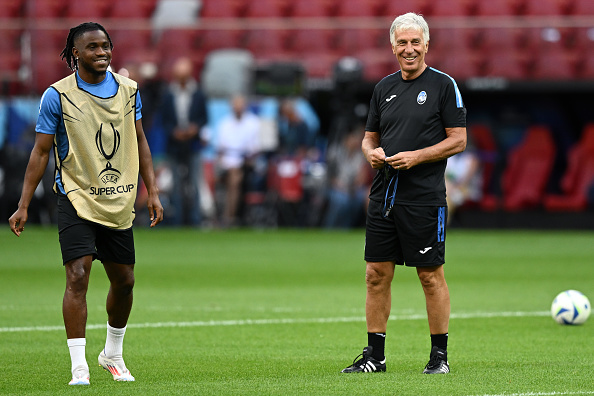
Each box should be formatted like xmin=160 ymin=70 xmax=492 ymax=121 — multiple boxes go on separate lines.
xmin=0 ymin=310 xmax=550 ymax=333
xmin=470 ymin=392 xmax=594 ymax=396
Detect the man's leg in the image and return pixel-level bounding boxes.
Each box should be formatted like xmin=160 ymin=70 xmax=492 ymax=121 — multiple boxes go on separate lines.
xmin=366 ymin=261 xmax=396 ymax=333
xmin=102 ymin=261 xmax=135 ymax=328
xmin=98 ymin=261 xmax=135 ymax=381
xmin=63 ymin=255 xmax=93 ymax=384
xmin=417 ymin=265 xmax=451 ymax=374
xmin=417 ymin=265 xmax=450 ymax=335
xmin=341 ymin=261 xmax=394 ymax=373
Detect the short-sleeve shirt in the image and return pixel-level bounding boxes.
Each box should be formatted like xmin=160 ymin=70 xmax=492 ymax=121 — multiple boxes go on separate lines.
xmin=365 ymin=67 xmax=467 ymax=205
xmin=36 ymin=71 xmax=142 ymax=194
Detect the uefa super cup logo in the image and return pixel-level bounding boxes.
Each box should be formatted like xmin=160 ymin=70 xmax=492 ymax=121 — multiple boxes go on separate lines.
xmin=96 ymin=123 xmax=121 ymax=184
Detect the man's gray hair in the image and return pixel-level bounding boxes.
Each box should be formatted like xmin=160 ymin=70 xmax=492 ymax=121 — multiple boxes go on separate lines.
xmin=389 ymin=12 xmax=430 ymax=46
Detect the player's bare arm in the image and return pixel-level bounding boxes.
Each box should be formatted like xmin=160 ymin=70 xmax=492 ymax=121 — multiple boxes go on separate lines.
xmin=385 ymin=127 xmax=466 ymax=170
xmin=8 ymin=132 xmax=54 ymax=236
xmin=362 ymin=131 xmax=386 ymax=169
xmin=136 ymin=119 xmax=164 ymax=227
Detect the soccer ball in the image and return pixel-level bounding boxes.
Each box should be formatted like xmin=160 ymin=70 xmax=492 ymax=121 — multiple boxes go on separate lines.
xmin=550 ymin=290 xmax=591 ymax=325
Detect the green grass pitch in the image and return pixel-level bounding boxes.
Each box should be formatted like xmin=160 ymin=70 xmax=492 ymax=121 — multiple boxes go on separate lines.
xmin=0 ymin=226 xmax=593 ymax=395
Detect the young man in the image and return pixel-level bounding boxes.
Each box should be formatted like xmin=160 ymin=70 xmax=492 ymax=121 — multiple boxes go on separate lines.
xmin=341 ymin=13 xmax=467 ymax=374
xmin=8 ymin=22 xmax=164 ymax=385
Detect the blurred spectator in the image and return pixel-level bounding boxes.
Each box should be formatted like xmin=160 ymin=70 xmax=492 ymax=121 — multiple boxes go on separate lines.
xmin=215 ymin=94 xmax=261 ymax=226
xmin=323 ymin=127 xmax=371 ymax=228
xmin=278 ymin=99 xmax=315 ymax=156
xmin=445 ymin=147 xmax=482 ymax=224
xmin=161 ymin=57 xmax=208 ymax=226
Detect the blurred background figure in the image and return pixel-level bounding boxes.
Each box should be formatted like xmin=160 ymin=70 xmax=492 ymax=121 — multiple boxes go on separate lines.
xmin=215 ymin=94 xmax=261 ymax=227
xmin=445 ymin=145 xmax=482 ymax=225
xmin=161 ymin=57 xmax=208 ymax=226
xmin=323 ymin=126 xmax=371 ymax=228
xmin=278 ymin=98 xmax=316 ymax=157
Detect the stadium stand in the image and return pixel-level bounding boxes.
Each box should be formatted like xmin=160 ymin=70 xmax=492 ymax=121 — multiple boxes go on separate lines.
xmin=110 ymin=0 xmax=157 ymax=18
xmin=501 ymin=125 xmax=556 ymax=211
xmin=574 ymin=0 xmax=594 ymax=15
xmin=200 ymin=0 xmax=247 ymax=18
xmin=244 ymin=29 xmax=291 ymax=62
xmin=66 ymin=0 xmax=110 ymax=18
xmin=335 ymin=0 xmax=381 ymax=17
xmin=24 ymin=0 xmax=65 ymax=18
xmin=290 ymin=0 xmax=336 ymax=17
xmin=244 ymin=0 xmax=290 ymax=18
xmin=544 ymin=124 xmax=594 ymax=211
xmin=384 ymin=0 xmax=434 ymax=17
xmin=431 ymin=0 xmax=479 ymax=16
xmin=0 ymin=0 xmax=24 ymax=17
xmin=476 ymin=0 xmax=527 ymax=15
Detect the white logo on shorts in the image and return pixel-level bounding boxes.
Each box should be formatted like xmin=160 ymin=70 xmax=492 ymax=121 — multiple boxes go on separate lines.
xmin=419 ymin=247 xmax=432 ymax=254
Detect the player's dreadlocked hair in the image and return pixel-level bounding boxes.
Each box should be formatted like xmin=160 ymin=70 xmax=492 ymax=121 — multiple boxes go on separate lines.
xmin=60 ymin=22 xmax=113 ymax=71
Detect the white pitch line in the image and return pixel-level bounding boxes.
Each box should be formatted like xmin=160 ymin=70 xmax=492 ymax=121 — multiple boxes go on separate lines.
xmin=0 ymin=311 xmax=550 ymax=333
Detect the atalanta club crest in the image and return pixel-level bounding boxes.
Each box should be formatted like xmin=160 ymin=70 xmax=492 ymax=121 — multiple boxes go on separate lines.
xmin=417 ymin=91 xmax=427 ymax=105
xmin=96 ymin=123 xmax=121 ymax=184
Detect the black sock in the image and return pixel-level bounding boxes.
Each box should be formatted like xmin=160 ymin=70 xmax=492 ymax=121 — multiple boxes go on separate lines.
xmin=367 ymin=332 xmax=386 ymax=360
xmin=431 ymin=333 xmax=448 ymax=351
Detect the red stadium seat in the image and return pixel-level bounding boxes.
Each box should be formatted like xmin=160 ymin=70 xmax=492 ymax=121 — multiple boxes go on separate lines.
xmin=291 ymin=29 xmax=336 ymax=54
xmin=0 ymin=0 xmax=24 ymax=17
xmin=476 ymin=0 xmax=526 ymax=15
xmin=244 ymin=29 xmax=291 ymax=60
xmin=197 ymin=29 xmax=245 ymax=55
xmin=501 ymin=125 xmax=556 ymax=211
xmin=29 ymin=29 xmax=64 ymax=54
xmin=67 ymin=0 xmax=110 ymax=18
xmin=429 ymin=28 xmax=483 ymax=56
xmin=30 ymin=51 xmax=72 ymax=94
xmin=110 ymin=0 xmax=157 ymax=18
xmin=290 ymin=0 xmax=336 ymax=17
xmin=430 ymin=49 xmax=485 ymax=81
xmin=200 ymin=0 xmax=246 ymax=17
xmin=110 ymin=29 xmax=153 ymax=51
xmin=574 ymin=0 xmax=594 ymax=15
xmin=431 ymin=0 xmax=479 ymax=16
xmin=25 ymin=0 xmax=65 ymax=18
xmin=335 ymin=0 xmax=381 ymax=16
xmin=358 ymin=49 xmax=395 ymax=81
xmin=157 ymin=29 xmax=199 ymax=60
xmin=299 ymin=53 xmax=337 ymax=78
xmin=525 ymin=0 xmax=574 ymax=15
xmin=0 ymin=29 xmax=22 ymax=52
xmin=544 ymin=124 xmax=594 ymax=211
xmin=385 ymin=0 xmax=434 ymax=17
xmin=245 ymin=0 xmax=289 ymax=17
xmin=335 ymin=29 xmax=383 ymax=56
xmin=482 ymin=52 xmax=532 ymax=80
xmin=533 ymin=48 xmax=579 ymax=80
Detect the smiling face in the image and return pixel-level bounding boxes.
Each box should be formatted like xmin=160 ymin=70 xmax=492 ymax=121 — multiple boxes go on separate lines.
xmin=391 ymin=27 xmax=428 ymax=80
xmin=72 ymin=30 xmax=112 ymax=83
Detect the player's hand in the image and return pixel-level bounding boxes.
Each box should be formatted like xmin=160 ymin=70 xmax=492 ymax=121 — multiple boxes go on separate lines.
xmin=366 ymin=147 xmax=387 ymax=169
xmin=8 ymin=208 xmax=28 ymax=237
xmin=146 ymin=194 xmax=164 ymax=228
xmin=386 ymin=151 xmax=418 ymax=171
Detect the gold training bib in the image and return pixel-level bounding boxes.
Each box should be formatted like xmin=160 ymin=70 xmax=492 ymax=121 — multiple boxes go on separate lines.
xmin=52 ymin=73 xmax=139 ymax=229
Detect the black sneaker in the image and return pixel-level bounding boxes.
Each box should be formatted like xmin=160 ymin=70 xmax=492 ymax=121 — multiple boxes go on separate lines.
xmin=341 ymin=346 xmax=386 ymax=373
xmin=423 ymin=346 xmax=450 ymax=374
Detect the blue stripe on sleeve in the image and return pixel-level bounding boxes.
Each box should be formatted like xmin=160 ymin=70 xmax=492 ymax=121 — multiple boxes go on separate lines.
xmin=429 ymin=67 xmax=464 ymax=108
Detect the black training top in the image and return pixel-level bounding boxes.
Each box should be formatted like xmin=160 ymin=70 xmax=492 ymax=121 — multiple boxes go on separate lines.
xmin=365 ymin=67 xmax=467 ymax=206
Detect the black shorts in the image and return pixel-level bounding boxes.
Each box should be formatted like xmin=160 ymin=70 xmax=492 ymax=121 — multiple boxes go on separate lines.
xmin=57 ymin=194 xmax=135 ymax=265
xmin=364 ymin=199 xmax=446 ymax=267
